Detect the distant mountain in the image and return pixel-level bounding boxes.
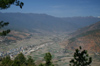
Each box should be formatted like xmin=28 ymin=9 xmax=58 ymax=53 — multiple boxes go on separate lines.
xmin=71 ymin=21 xmax=100 ymax=36
xmin=62 ymin=21 xmax=100 ymax=53
xmin=0 ymin=12 xmax=100 ymax=32
xmin=62 ymin=16 xmax=100 ymax=27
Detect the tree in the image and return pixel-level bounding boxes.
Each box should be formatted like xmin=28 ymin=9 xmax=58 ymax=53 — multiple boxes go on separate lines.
xmin=0 ymin=0 xmax=24 ymax=9
xmin=44 ymin=52 xmax=54 ymax=66
xmin=26 ymin=56 xmax=36 ymax=66
xmin=0 ymin=0 xmax=24 ymax=36
xmin=11 ymin=60 xmax=21 ymax=66
xmin=0 ymin=21 xmax=10 ymax=36
xmin=14 ymin=53 xmax=26 ymax=64
xmin=39 ymin=63 xmax=44 ymax=66
xmin=1 ymin=56 xmax=13 ymax=66
xmin=69 ymin=46 xmax=92 ymax=66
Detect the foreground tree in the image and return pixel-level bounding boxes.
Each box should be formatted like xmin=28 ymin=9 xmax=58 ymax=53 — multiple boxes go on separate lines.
xmin=14 ymin=53 xmax=26 ymax=64
xmin=0 ymin=0 xmax=24 ymax=36
xmin=69 ymin=46 xmax=92 ymax=66
xmin=44 ymin=52 xmax=54 ymax=66
xmin=39 ymin=63 xmax=44 ymax=66
xmin=26 ymin=56 xmax=36 ymax=66
xmin=0 ymin=21 xmax=10 ymax=36
xmin=0 ymin=0 xmax=24 ymax=9
xmin=1 ymin=56 xmax=13 ymax=66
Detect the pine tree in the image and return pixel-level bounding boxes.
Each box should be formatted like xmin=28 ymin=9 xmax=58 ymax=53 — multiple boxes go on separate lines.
xmin=0 ymin=0 xmax=24 ymax=36
xmin=26 ymin=56 xmax=36 ymax=66
xmin=44 ymin=52 xmax=54 ymax=66
xmin=14 ymin=53 xmax=26 ymax=65
xmin=0 ymin=21 xmax=10 ymax=36
xmin=39 ymin=63 xmax=44 ymax=66
xmin=12 ymin=60 xmax=21 ymax=66
xmin=69 ymin=46 xmax=92 ymax=66
xmin=1 ymin=56 xmax=13 ymax=66
xmin=0 ymin=0 xmax=24 ymax=9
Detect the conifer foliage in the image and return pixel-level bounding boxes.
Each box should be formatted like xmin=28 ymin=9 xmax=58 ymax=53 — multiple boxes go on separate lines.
xmin=0 ymin=0 xmax=24 ymax=9
xmin=0 ymin=21 xmax=10 ymax=36
xmin=0 ymin=0 xmax=24 ymax=36
xmin=69 ymin=46 xmax=92 ymax=66
xmin=0 ymin=53 xmax=36 ymax=66
xmin=44 ymin=52 xmax=54 ymax=66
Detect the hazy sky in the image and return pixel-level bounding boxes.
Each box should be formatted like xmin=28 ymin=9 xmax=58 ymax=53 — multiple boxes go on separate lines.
xmin=1 ymin=0 xmax=100 ymax=17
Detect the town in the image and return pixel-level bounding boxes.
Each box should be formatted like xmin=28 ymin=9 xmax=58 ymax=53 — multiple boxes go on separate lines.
xmin=0 ymin=41 xmax=53 ymax=59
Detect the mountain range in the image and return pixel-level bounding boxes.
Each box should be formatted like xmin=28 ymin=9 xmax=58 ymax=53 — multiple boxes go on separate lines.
xmin=0 ymin=12 xmax=100 ymax=33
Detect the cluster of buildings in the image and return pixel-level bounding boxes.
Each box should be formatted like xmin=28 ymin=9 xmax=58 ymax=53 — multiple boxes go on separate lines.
xmin=0 ymin=42 xmax=53 ymax=59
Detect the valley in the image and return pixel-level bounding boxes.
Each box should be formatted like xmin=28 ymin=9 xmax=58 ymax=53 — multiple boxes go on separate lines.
xmin=0 ymin=12 xmax=100 ymax=66
xmin=0 ymin=29 xmax=100 ymax=66
xmin=0 ymin=31 xmax=71 ymax=66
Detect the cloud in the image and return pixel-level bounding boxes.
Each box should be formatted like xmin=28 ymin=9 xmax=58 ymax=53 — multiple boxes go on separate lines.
xmin=98 ymin=16 xmax=100 ymax=18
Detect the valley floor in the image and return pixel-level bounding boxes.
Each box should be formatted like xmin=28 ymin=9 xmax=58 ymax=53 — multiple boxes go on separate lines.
xmin=0 ymin=33 xmax=100 ymax=66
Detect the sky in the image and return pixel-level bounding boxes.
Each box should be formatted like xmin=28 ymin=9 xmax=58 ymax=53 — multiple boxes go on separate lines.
xmin=0 ymin=0 xmax=100 ymax=17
